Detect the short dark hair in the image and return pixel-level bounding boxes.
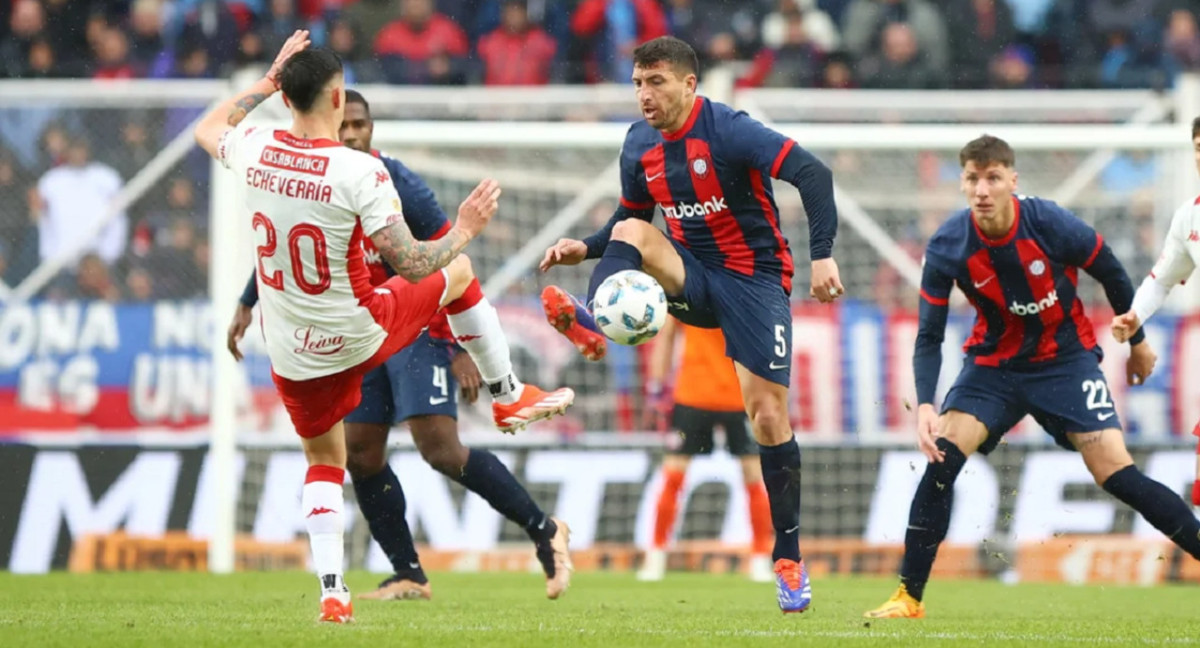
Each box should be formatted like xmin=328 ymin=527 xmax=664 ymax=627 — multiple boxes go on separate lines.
xmin=278 ymin=48 xmax=343 ymax=113
xmin=344 ymin=89 xmax=370 ymax=115
xmin=959 ymin=135 xmax=1015 ymax=169
xmin=632 ymin=36 xmax=698 ymax=77
xmin=1192 ymin=116 xmax=1200 ymax=139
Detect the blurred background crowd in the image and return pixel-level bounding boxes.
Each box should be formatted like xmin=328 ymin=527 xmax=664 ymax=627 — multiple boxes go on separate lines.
xmin=5 ymin=0 xmax=1200 ymax=90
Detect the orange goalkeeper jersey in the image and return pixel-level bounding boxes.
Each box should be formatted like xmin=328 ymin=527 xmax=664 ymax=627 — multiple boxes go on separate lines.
xmin=672 ymin=322 xmax=744 ymax=412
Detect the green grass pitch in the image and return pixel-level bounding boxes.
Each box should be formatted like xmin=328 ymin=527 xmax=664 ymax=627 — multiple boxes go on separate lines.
xmin=2 ymin=571 xmax=1197 ymax=647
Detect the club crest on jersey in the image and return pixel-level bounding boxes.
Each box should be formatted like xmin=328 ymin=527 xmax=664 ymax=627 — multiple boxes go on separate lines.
xmin=690 ymin=154 xmax=711 ymax=179
xmin=1189 ymin=230 xmax=1199 ymax=242
xmin=1028 ymin=259 xmax=1046 ymax=276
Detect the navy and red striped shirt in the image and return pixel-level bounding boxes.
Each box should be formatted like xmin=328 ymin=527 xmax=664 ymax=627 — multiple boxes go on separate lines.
xmin=583 ymin=96 xmax=837 ymax=294
xmin=914 ymin=195 xmax=1142 ymax=405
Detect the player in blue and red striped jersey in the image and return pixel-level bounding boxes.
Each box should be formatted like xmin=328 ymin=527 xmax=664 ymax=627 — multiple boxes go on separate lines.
xmin=227 ymin=90 xmax=572 ymax=602
xmin=538 ymin=36 xmax=842 ymax=613
xmin=865 ymin=135 xmax=1200 ymax=619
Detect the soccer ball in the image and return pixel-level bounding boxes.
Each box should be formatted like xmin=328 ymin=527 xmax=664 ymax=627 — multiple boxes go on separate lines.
xmin=592 ymin=270 xmax=668 ymax=346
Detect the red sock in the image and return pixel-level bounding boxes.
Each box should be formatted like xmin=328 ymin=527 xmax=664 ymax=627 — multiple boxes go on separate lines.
xmin=1194 ymin=443 xmax=1200 ymax=506
xmin=746 ymin=481 xmax=773 ymax=555
xmin=446 ymin=277 xmax=483 ymax=315
xmin=652 ymin=469 xmax=686 ymax=549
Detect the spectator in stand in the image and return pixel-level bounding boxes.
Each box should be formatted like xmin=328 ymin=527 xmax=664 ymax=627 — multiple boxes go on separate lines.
xmin=1089 ymin=0 xmax=1164 ymax=88
xmin=471 ymin=0 xmax=571 ymax=52
xmin=23 ymin=38 xmax=64 ymax=78
xmin=67 ymin=253 xmax=121 ymax=301
xmin=1097 ymin=28 xmax=1163 ymax=88
xmin=124 ymin=263 xmax=155 ymax=301
xmin=858 ymin=21 xmax=939 ymax=88
xmin=345 ymin=0 xmax=403 ymax=59
xmin=234 ymin=30 xmax=269 ymax=70
xmin=325 ymin=19 xmax=384 ymax=83
xmin=478 ymin=1 xmax=559 ymax=85
xmin=43 ymin=0 xmax=91 ymax=69
xmin=1007 ymin=0 xmax=1055 ymax=41
xmin=821 ymin=50 xmax=857 ymax=87
xmin=759 ymin=0 xmax=840 ymax=54
xmin=32 ymin=135 xmax=127 ymax=266
xmin=706 ymin=31 xmax=740 ymax=67
xmin=144 ymin=216 xmax=204 ymax=299
xmin=818 ymin=0 xmax=855 ymax=26
xmin=35 ymin=122 xmax=71 ymax=174
xmin=842 ymin=0 xmax=948 ymax=75
xmin=1041 ymin=0 xmax=1094 ymax=87
xmin=0 ymin=147 xmax=35 ymax=285
xmin=738 ymin=9 xmax=826 ymax=88
xmin=374 ymin=0 xmax=470 ymax=85
xmin=258 ymin=0 xmax=317 ymax=57
xmin=989 ymin=42 xmax=1036 ymax=88
xmin=945 ymin=0 xmax=1016 ymax=88
xmin=172 ymin=0 xmax=242 ymax=73
xmin=1 ymin=0 xmax=40 ymax=77
xmin=93 ymin=27 xmax=137 ymax=79
xmin=172 ymin=39 xmax=214 ymax=79
xmin=570 ymin=0 xmax=668 ymax=83
xmin=128 ymin=0 xmax=167 ymax=75
xmin=1163 ymin=8 xmax=1200 ymax=80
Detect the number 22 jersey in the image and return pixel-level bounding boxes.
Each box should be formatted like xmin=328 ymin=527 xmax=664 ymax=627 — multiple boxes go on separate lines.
xmin=218 ymin=125 xmax=406 ymax=380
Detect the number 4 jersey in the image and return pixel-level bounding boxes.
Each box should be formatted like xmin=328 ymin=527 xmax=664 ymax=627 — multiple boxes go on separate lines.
xmin=219 ymin=125 xmax=407 ymax=380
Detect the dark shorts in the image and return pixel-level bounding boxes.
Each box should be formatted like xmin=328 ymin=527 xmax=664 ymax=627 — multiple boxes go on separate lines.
xmin=666 ymin=239 xmax=793 ymax=386
xmin=942 ymin=351 xmax=1121 ymax=454
xmin=670 ymin=404 xmax=757 ymax=456
xmin=344 ymin=330 xmax=458 ymax=426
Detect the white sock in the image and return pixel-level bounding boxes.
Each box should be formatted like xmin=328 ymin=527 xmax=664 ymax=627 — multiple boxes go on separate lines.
xmin=447 ymin=297 xmax=525 ymax=405
xmin=303 ymin=465 xmax=348 ymax=602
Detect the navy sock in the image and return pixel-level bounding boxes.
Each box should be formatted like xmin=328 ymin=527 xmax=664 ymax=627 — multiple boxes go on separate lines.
xmin=1103 ymin=465 xmax=1200 ymax=560
xmin=900 ymin=438 xmax=966 ymax=602
xmin=759 ymin=438 xmax=803 ymax=563
xmin=587 ymin=240 xmax=643 ymax=311
xmin=351 ymin=464 xmax=425 ymax=582
xmin=457 ymin=449 xmax=556 ymax=545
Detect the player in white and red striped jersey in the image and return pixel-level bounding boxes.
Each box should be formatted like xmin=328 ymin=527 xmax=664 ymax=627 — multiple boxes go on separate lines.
xmin=193 ymin=32 xmax=574 ymax=623
xmin=1112 ymin=115 xmax=1200 ymax=508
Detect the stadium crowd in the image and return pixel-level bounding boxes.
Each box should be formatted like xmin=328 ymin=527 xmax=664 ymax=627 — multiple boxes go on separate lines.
xmin=2 ymin=0 xmax=1200 ymax=90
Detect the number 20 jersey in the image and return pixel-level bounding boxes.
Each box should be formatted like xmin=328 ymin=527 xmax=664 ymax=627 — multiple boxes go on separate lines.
xmin=219 ymin=125 xmax=405 ymax=380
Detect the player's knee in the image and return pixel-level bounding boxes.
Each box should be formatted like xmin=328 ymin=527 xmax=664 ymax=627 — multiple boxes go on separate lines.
xmin=345 ymin=439 xmax=386 ymax=481
xmin=414 ymin=430 xmax=468 ymax=476
xmin=444 ymin=254 xmax=475 ymax=294
xmin=611 ymin=218 xmax=653 ymax=247
xmin=747 ymin=401 xmax=789 ymax=444
xmin=1085 ymin=454 xmax=1134 ymax=486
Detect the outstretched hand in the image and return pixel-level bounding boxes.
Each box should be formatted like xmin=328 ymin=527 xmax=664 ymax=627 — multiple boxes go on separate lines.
xmin=455 ymin=178 xmax=502 ymax=238
xmin=266 ymin=30 xmax=311 ymax=88
xmin=539 ymin=238 xmax=588 ymax=272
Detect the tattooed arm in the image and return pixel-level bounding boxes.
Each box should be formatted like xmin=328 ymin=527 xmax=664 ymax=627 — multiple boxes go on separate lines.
xmin=193 ymin=78 xmax=277 ymax=159
xmin=194 ymin=30 xmax=310 ymax=159
xmin=366 ymin=178 xmax=501 ymax=282
xmin=370 ymin=215 xmax=472 ymax=282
